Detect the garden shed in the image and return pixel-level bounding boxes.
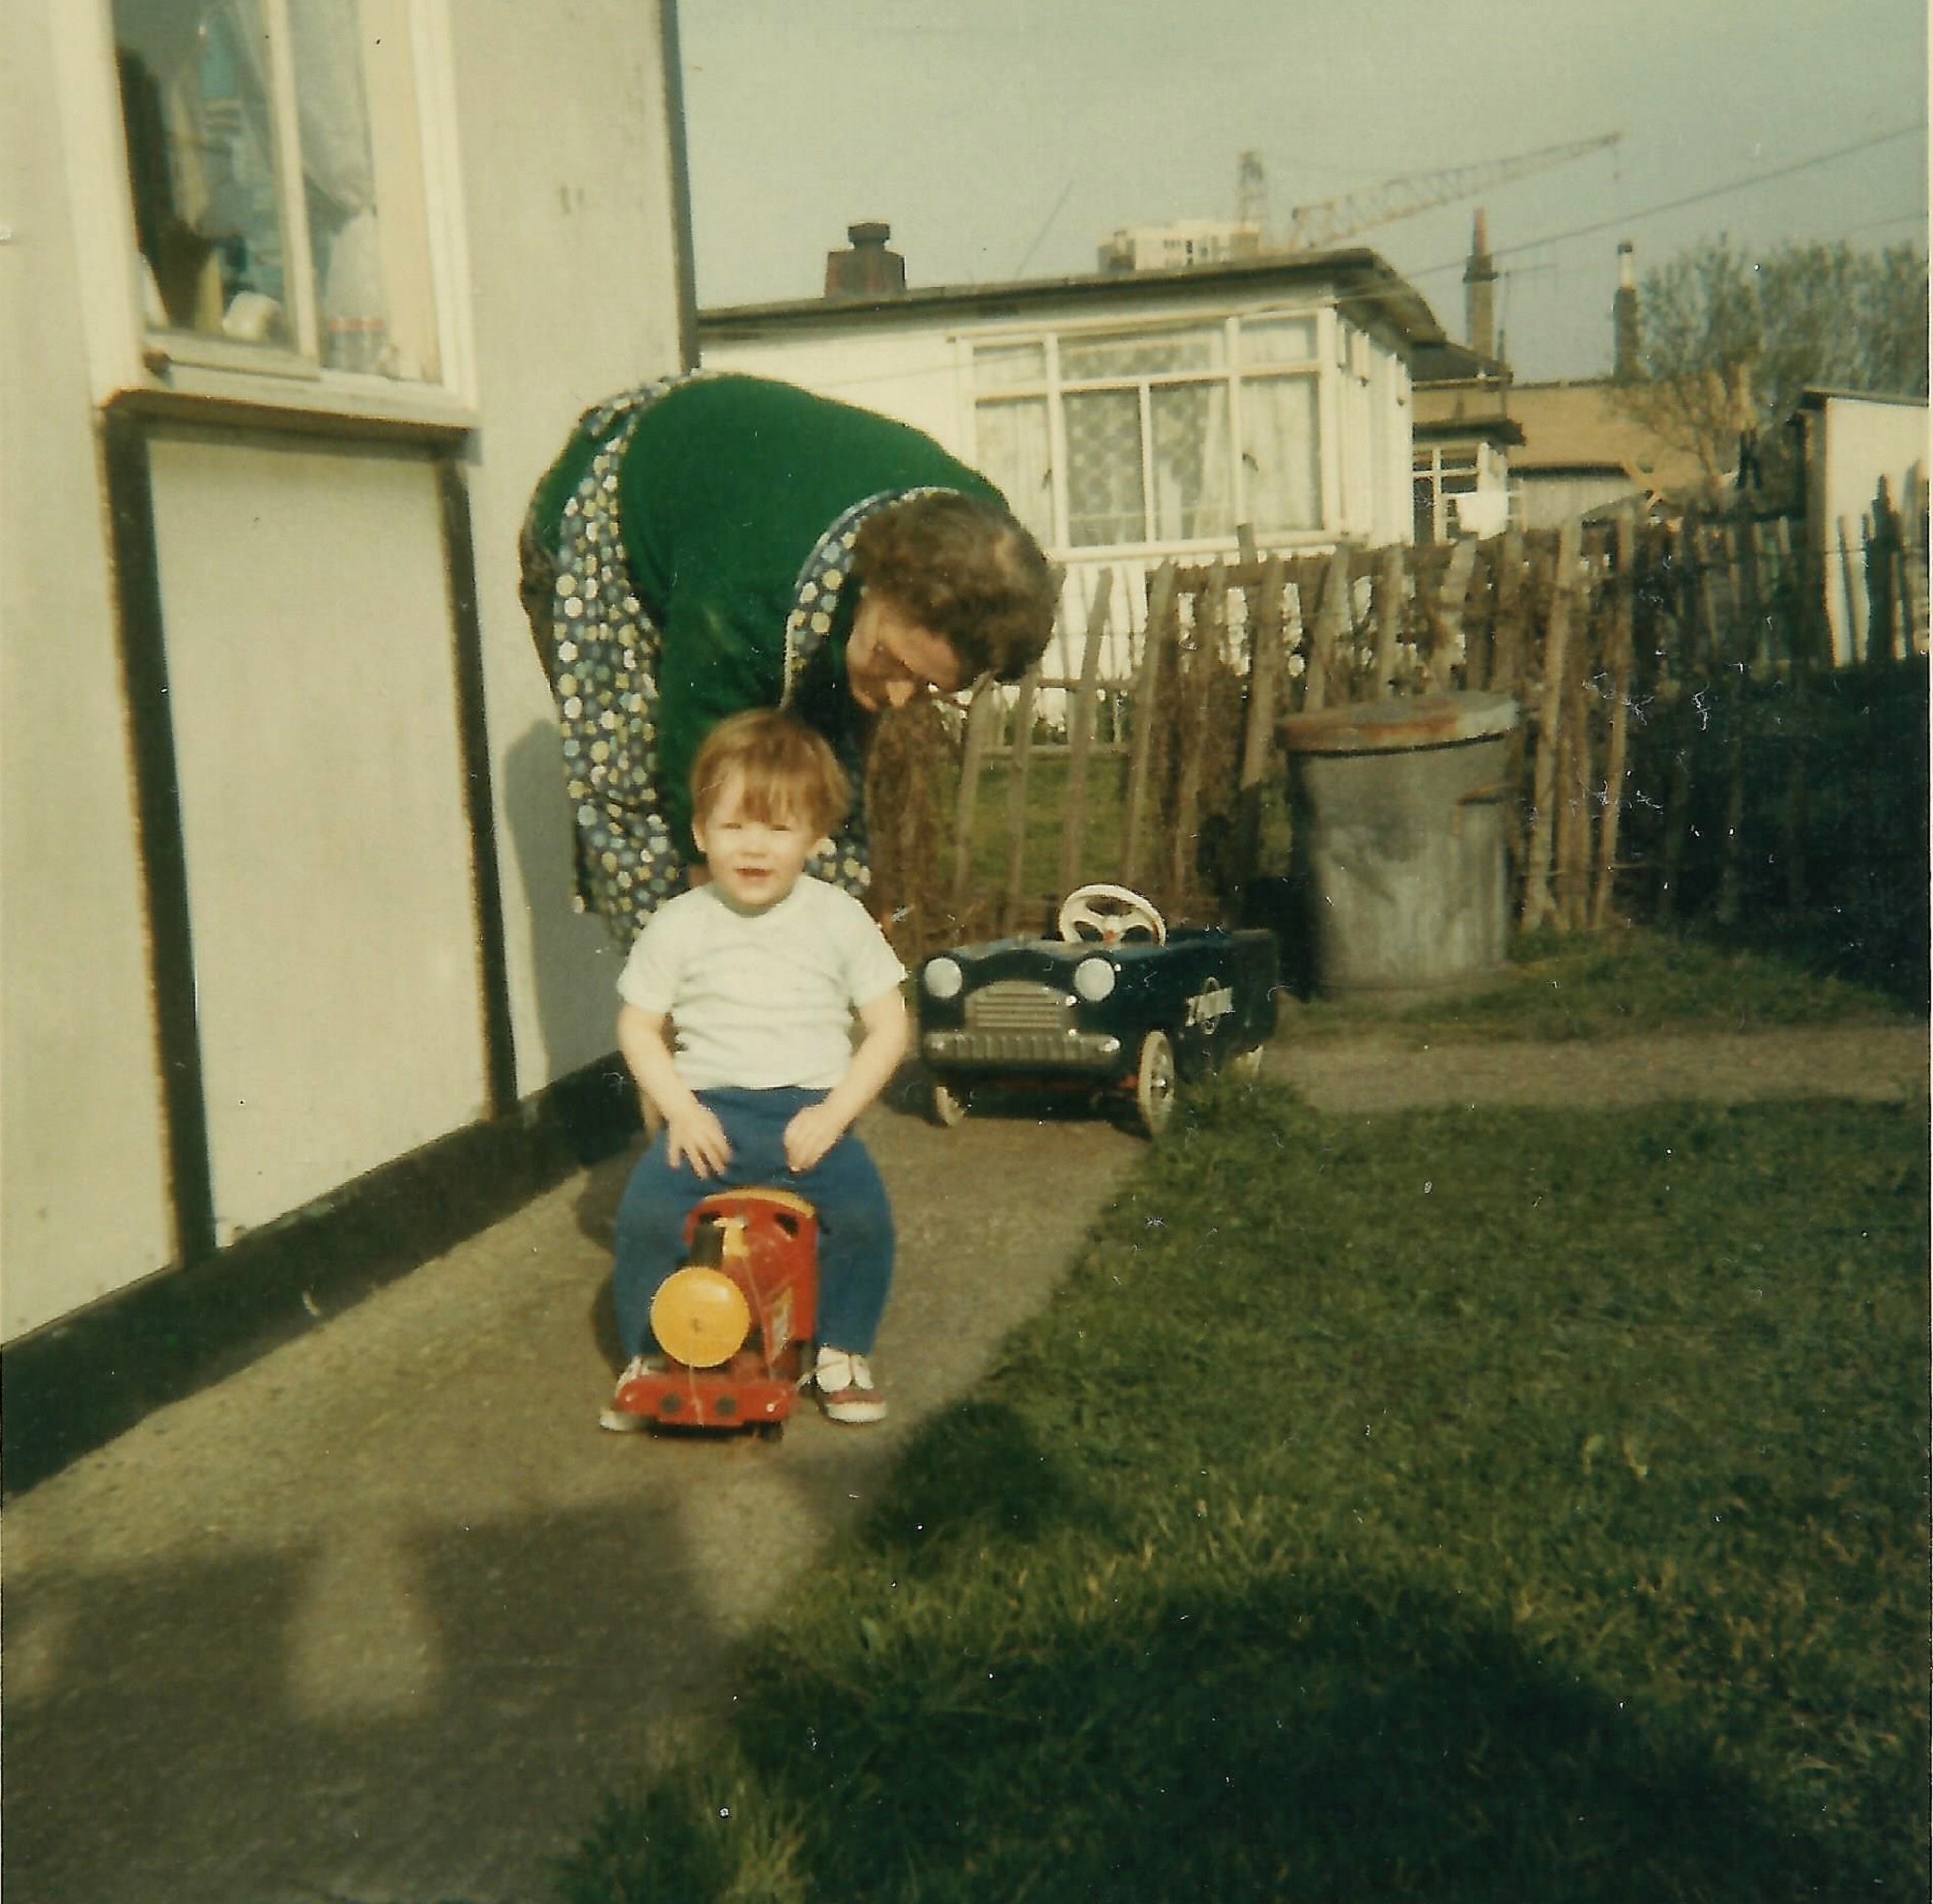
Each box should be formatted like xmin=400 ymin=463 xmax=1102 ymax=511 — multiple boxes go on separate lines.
xmin=1790 ymin=388 xmax=1929 ymax=663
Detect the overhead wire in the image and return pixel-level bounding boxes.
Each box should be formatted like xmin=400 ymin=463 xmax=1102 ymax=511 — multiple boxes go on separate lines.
xmin=1844 ymin=208 xmax=1929 ymax=238
xmin=1404 ymin=123 xmax=1927 ymax=283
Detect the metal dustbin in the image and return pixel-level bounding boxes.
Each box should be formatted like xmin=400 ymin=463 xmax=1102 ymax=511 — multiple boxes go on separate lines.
xmin=1278 ymin=690 xmax=1520 ymax=995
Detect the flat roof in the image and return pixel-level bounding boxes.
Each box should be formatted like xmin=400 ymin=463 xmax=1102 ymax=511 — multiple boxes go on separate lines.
xmin=698 ymin=247 xmax=1445 ymax=349
xmin=1792 ymin=387 xmax=1929 ymax=411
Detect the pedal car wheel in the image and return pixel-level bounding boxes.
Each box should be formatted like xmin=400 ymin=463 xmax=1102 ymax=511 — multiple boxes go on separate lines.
xmin=1228 ymin=1045 xmax=1266 ymax=1082
xmin=1135 ymin=1030 xmax=1177 ymax=1138
xmin=930 ymin=1079 xmax=969 ymax=1129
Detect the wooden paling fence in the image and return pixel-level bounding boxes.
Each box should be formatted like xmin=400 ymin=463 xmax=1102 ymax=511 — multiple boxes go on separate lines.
xmin=869 ymin=505 xmax=1930 ymax=964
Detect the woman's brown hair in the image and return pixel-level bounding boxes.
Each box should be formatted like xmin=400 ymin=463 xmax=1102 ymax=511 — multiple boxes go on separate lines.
xmin=851 ymin=492 xmax=1058 ymax=684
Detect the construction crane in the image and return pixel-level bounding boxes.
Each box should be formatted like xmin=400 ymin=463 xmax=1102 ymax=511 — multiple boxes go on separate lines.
xmin=1240 ymin=132 xmax=1621 ymax=255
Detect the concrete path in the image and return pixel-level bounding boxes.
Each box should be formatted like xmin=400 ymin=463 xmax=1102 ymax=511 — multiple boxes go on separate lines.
xmin=5 ymin=1023 xmax=1924 ymax=1903
xmin=3 ymin=1101 xmax=1145 ymax=1904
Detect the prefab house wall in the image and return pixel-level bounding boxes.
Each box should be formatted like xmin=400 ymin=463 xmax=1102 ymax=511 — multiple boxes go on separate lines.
xmin=3 ymin=0 xmax=689 ymax=1349
xmin=4 ymin=0 xmax=176 ymax=1335
xmin=701 ymin=274 xmax=1422 ymax=666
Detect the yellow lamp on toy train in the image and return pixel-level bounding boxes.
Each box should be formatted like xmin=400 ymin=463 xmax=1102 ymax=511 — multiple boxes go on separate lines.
xmin=650 ymin=1266 xmax=753 ymax=1368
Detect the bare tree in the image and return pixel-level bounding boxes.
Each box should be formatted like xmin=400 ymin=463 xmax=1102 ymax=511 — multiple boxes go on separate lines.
xmin=1614 ymin=239 xmax=1929 ymax=501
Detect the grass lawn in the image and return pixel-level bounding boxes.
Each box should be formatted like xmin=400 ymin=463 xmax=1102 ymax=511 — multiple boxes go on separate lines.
xmin=559 ymin=1079 xmax=1929 ymax=1902
xmin=1282 ymin=923 xmax=1922 ymax=1047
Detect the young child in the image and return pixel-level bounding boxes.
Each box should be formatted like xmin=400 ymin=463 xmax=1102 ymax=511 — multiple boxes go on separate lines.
xmin=601 ymin=708 xmax=909 ymax=1428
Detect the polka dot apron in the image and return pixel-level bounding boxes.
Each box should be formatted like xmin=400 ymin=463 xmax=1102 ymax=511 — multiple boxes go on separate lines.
xmin=530 ymin=373 xmax=945 ymax=947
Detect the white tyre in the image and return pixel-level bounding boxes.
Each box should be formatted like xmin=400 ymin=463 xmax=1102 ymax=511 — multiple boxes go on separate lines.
xmin=930 ymin=1080 xmax=969 ymax=1129
xmin=1135 ymin=1031 xmax=1178 ymax=1139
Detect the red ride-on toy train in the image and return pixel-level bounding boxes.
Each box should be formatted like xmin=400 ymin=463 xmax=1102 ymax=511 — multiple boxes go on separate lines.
xmin=607 ymin=1187 xmax=819 ymax=1439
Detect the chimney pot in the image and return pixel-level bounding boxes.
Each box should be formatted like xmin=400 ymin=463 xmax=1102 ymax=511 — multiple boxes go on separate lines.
xmin=1464 ymin=209 xmax=1498 ymax=362
xmin=1613 ymin=239 xmax=1640 ymax=381
xmin=825 ymin=220 xmax=907 ymax=300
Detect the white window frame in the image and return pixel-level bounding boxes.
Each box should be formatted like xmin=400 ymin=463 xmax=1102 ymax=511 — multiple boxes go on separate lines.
xmin=962 ymin=305 xmax=1334 ymax=557
xmin=1412 ymin=441 xmax=1507 ymax=542
xmin=54 ymin=0 xmax=476 ymax=428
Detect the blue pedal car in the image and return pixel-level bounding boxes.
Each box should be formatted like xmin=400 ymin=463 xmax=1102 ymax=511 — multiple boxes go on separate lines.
xmin=914 ymin=884 xmax=1281 ymax=1137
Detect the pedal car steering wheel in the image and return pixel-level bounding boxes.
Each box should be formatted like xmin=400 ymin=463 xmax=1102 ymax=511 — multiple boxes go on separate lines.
xmin=1057 ymin=883 xmax=1168 ymax=946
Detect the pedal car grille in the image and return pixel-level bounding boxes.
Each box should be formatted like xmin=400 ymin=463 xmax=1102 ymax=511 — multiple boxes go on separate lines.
xmin=965 ymin=981 xmax=1072 ymax=1032
xmin=923 ymin=1028 xmax=1122 ymax=1068
xmin=924 ymin=980 xmax=1121 ymax=1071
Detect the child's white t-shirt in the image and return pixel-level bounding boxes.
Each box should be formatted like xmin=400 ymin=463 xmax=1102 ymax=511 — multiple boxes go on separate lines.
xmin=617 ymin=878 xmax=906 ymax=1091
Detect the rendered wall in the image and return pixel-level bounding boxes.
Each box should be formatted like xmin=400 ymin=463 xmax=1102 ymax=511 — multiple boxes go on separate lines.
xmin=2 ymin=0 xmax=688 ymax=1343
xmin=1516 ymin=473 xmax=1640 ymax=534
xmin=699 ymin=323 xmax=970 ymax=453
xmin=449 ymin=0 xmax=690 ymax=1095
xmin=1 ymin=0 xmax=175 ymax=1340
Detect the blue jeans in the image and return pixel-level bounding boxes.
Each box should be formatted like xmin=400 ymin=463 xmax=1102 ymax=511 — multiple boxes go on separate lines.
xmin=612 ymin=1086 xmax=894 ymax=1359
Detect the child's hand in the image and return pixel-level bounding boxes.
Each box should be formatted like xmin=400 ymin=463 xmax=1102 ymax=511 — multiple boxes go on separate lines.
xmin=666 ymin=1104 xmax=732 ymax=1178
xmin=784 ymin=1102 xmax=848 ymax=1175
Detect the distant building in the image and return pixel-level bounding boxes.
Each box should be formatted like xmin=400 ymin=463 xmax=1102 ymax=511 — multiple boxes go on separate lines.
xmin=1097 ymin=219 xmax=1265 ymax=274
xmin=1790 ymin=388 xmax=1930 ymax=663
xmin=1406 ymin=214 xmax=1517 ymax=541
xmin=1505 ymin=379 xmax=1709 ymax=530
xmin=700 ymin=235 xmax=1444 ymax=658
xmin=1411 ymin=224 xmax=1706 ymax=534
xmin=1408 ymin=336 xmax=1518 ymax=542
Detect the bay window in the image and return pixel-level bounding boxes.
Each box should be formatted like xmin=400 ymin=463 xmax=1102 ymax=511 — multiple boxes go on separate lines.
xmin=970 ymin=311 xmax=1326 ymax=552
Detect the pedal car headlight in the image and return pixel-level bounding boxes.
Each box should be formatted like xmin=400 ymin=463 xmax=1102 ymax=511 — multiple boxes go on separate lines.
xmin=1073 ymin=956 xmax=1116 ymax=1003
xmin=922 ymin=956 xmax=964 ymax=1000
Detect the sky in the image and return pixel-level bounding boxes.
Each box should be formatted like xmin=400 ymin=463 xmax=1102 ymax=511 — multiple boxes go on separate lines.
xmin=677 ymin=0 xmax=1928 ymax=383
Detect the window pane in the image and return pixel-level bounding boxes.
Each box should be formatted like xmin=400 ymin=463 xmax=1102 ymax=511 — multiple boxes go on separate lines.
xmin=293 ymin=0 xmax=437 ymax=380
xmin=973 ymin=342 xmax=1046 ymax=390
xmin=1242 ymin=375 xmax=1320 ymax=534
xmin=1060 ymin=328 xmax=1223 ymax=381
xmin=1064 ymin=390 xmax=1146 ymax=546
xmin=975 ymin=398 xmax=1054 ymax=547
xmin=1239 ymin=316 xmax=1317 ymax=366
xmin=1149 ymin=384 xmax=1232 ymax=540
xmin=115 ymin=0 xmax=293 ymax=345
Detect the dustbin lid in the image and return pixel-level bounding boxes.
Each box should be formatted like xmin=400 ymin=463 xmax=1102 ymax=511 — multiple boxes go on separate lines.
xmin=1279 ymin=690 xmax=1520 ymax=756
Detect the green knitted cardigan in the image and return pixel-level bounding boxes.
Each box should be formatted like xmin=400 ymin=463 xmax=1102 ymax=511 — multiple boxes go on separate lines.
xmin=530 ymin=372 xmax=1002 ymax=856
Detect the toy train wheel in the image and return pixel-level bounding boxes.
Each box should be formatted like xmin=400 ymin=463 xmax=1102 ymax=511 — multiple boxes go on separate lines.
xmin=1136 ymin=1030 xmax=1177 ymax=1138
xmin=930 ymin=1079 xmax=968 ymax=1129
